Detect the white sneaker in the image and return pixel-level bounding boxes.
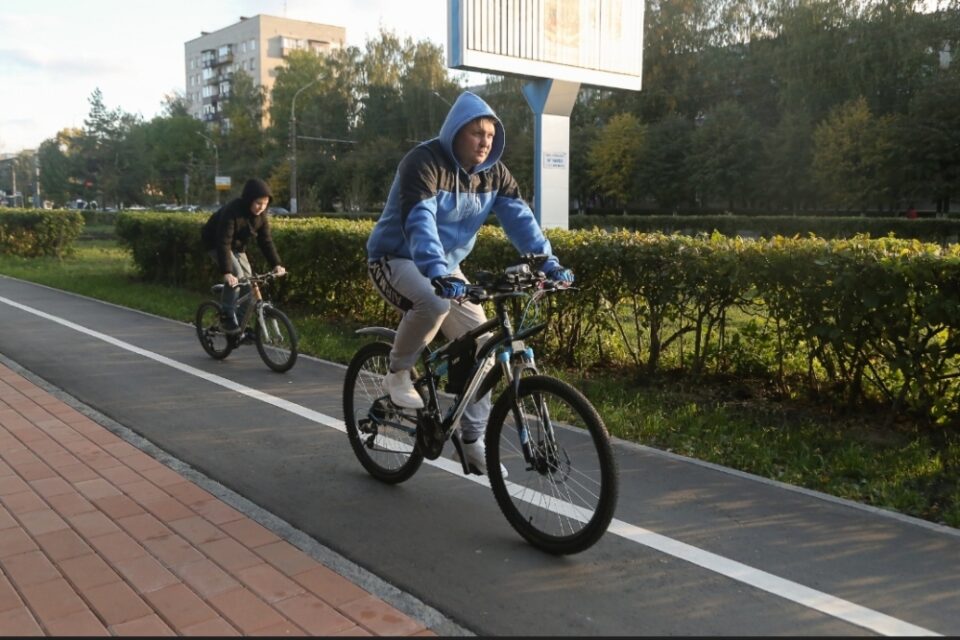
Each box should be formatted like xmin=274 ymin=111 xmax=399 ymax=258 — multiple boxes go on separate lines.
xmin=457 ymin=438 xmax=508 ymax=478
xmin=384 ymin=369 xmax=424 ymax=409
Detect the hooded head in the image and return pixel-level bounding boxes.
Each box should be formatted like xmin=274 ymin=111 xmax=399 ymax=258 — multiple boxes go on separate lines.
xmin=240 ymin=178 xmax=272 ymax=214
xmin=438 ymin=91 xmax=505 ymax=174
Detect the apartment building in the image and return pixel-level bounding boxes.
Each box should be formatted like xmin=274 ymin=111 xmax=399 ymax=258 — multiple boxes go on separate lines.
xmin=184 ymin=14 xmax=346 ymax=128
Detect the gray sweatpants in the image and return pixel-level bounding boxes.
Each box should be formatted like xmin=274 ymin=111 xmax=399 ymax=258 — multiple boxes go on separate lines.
xmin=368 ymin=257 xmax=491 ymax=441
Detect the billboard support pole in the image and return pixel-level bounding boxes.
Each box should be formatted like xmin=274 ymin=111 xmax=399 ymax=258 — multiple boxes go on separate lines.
xmin=523 ymin=79 xmax=579 ymax=230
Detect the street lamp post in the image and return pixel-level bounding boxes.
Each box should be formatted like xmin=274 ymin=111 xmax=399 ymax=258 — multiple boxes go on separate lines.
xmin=290 ymin=78 xmax=318 ymax=214
xmin=195 ymin=131 xmax=220 ymax=207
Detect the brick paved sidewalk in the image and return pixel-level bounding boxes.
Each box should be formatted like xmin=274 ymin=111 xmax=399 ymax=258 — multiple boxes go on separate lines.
xmin=0 ymin=362 xmax=436 ymax=636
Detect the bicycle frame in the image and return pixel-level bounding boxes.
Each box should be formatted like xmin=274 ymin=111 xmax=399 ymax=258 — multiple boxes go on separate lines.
xmin=214 ymin=276 xmax=275 ymax=342
xmin=346 ymin=259 xmax=616 ymax=554
xmin=357 ymin=285 xmax=554 ymax=471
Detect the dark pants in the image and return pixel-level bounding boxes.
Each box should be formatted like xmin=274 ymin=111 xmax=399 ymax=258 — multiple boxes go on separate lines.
xmin=209 ymin=250 xmax=252 ymax=318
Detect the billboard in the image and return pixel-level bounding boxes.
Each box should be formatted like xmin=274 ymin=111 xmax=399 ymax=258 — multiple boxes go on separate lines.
xmin=448 ymin=0 xmax=644 ymax=91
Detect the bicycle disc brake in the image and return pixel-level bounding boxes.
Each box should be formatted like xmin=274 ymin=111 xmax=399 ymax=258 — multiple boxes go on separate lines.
xmin=533 ymin=440 xmax=571 ymax=480
xmin=416 ymin=413 xmax=445 ymax=460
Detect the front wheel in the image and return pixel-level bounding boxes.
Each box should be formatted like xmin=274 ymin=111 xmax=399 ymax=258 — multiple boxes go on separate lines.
xmin=255 ymin=306 xmax=298 ymax=372
xmin=195 ymin=301 xmax=234 ymax=360
xmin=343 ymin=341 xmax=424 ymax=483
xmin=486 ymin=375 xmax=618 ymax=555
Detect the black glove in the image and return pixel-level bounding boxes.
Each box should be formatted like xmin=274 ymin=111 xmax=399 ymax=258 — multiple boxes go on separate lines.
xmin=431 ymin=276 xmax=468 ymax=299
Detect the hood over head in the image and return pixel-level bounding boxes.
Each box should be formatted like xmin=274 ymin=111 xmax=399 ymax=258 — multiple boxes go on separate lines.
xmin=438 ymin=91 xmax=505 ymax=174
xmin=240 ymin=178 xmax=273 ymax=208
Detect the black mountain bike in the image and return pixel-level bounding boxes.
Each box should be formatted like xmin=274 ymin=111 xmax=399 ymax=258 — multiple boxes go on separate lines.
xmin=195 ymin=272 xmax=298 ymax=373
xmin=342 ymin=255 xmax=618 ymax=555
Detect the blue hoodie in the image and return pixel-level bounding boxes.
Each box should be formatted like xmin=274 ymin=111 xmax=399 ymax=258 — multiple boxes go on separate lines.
xmin=366 ymin=91 xmax=557 ymax=280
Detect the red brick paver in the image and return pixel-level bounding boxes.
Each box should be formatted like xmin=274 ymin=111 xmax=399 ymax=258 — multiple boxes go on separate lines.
xmin=0 ymin=363 xmax=435 ymax=636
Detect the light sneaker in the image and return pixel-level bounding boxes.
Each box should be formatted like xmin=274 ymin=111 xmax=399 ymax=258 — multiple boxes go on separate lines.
xmin=384 ymin=369 xmax=424 ymax=409
xmin=457 ymin=438 xmax=508 ymax=478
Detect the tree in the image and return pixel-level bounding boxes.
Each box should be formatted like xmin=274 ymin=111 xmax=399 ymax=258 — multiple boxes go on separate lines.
xmin=687 ymin=100 xmax=761 ymax=210
xmin=812 ymin=96 xmax=897 ymax=210
xmin=587 ymin=113 xmax=645 ymax=211
xmin=637 ymin=114 xmax=694 ymax=211
xmin=268 ymin=47 xmax=363 ymax=210
xmin=140 ymin=112 xmax=206 ymax=205
xmin=901 ymin=65 xmax=960 ymax=212
xmin=399 ymin=39 xmax=461 ymax=144
xmin=760 ymin=109 xmax=815 ymax=211
xmin=220 ymin=70 xmax=267 ymax=187
xmin=356 ymin=30 xmax=409 ymax=144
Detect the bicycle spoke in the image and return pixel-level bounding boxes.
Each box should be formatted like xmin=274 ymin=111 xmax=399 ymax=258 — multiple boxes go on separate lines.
xmin=255 ymin=307 xmax=297 ymax=372
xmin=344 ymin=343 xmax=423 ymax=482
xmin=488 ymin=375 xmax=617 ymax=554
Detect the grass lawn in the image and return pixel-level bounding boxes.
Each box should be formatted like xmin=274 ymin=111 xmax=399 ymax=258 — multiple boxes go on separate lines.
xmin=1 ymin=235 xmax=958 ymax=529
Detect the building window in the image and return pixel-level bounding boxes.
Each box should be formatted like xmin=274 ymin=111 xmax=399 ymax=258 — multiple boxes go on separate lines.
xmin=281 ymin=36 xmax=305 ymax=50
xmin=250 ymin=38 xmax=256 ymax=51
xmin=240 ymin=41 xmax=246 ymax=53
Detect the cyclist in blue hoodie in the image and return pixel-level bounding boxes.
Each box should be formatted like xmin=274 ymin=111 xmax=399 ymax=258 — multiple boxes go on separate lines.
xmin=366 ymin=90 xmax=574 ymax=475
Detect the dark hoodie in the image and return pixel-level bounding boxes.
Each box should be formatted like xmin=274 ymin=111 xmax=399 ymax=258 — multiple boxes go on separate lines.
xmin=201 ymin=178 xmax=281 ymax=274
xmin=366 ymin=91 xmax=557 ymax=280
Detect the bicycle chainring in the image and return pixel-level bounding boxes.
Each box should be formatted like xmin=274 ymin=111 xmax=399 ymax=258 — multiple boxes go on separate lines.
xmin=416 ymin=413 xmax=446 ymax=460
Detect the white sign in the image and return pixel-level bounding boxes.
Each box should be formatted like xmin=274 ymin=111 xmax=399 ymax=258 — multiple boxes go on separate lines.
xmin=543 ymin=152 xmax=568 ymax=170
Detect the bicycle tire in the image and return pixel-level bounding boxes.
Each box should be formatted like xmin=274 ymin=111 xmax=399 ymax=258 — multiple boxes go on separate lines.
xmin=195 ymin=301 xmax=234 ymax=360
xmin=255 ymin=306 xmax=298 ymax=372
xmin=486 ymin=375 xmax=618 ymax=555
xmin=343 ymin=342 xmax=424 ymax=483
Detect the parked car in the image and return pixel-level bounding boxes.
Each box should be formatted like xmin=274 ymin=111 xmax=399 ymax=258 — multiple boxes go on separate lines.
xmin=268 ymin=206 xmax=294 ymax=216
xmin=67 ymin=199 xmax=99 ymax=211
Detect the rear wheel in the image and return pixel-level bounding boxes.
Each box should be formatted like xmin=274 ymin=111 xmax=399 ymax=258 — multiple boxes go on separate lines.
xmin=195 ymin=301 xmax=233 ymax=360
xmin=486 ymin=375 xmax=618 ymax=555
xmin=343 ymin=342 xmax=424 ymax=483
xmin=255 ymin=306 xmax=298 ymax=372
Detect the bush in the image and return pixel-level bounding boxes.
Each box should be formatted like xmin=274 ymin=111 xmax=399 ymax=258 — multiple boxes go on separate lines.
xmin=0 ymin=208 xmax=84 ymax=258
xmin=570 ymin=214 xmax=960 ymax=244
xmin=115 ymin=211 xmax=960 ymax=427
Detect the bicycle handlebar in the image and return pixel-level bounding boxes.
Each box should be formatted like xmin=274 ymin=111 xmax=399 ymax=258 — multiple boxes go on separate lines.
xmin=464 ymin=260 xmax=574 ymax=304
xmin=245 ymin=272 xmax=285 ymax=284
xmin=224 ymin=272 xmax=286 ymax=288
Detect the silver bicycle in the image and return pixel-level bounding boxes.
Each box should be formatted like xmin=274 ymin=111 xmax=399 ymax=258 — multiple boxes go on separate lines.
xmin=195 ymin=272 xmax=298 ymax=373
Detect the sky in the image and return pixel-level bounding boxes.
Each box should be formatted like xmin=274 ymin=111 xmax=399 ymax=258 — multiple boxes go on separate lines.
xmin=0 ymin=0 xmax=461 ymax=154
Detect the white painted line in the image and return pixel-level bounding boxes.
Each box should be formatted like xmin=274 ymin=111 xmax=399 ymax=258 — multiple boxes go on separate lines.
xmin=0 ymin=294 xmax=943 ymax=637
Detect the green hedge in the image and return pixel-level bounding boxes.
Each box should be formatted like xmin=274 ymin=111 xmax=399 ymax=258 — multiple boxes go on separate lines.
xmin=116 ymin=211 xmax=960 ymax=427
xmin=569 ymin=214 xmax=960 ymax=244
xmin=0 ymin=208 xmax=84 ymax=258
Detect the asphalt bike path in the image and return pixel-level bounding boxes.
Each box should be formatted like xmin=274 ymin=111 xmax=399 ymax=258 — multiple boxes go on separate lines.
xmin=0 ymin=275 xmax=957 ymax=636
